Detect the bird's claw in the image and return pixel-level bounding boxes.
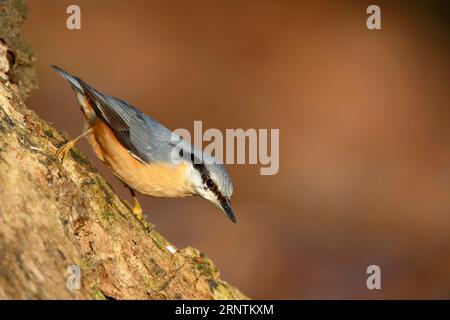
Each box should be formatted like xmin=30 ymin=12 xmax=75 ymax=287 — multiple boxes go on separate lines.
xmin=132 ymin=205 xmax=154 ymax=233
xmin=56 ymin=140 xmax=75 ymax=162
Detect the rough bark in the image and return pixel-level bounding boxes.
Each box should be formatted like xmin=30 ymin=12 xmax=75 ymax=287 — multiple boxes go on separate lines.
xmin=0 ymin=0 xmax=247 ymax=300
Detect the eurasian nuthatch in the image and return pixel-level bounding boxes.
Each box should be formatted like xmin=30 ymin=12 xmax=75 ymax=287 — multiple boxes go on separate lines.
xmin=52 ymin=65 xmax=236 ymax=223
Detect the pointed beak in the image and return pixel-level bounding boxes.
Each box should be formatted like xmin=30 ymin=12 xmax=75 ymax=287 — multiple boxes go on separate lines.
xmin=219 ymin=199 xmax=237 ymax=223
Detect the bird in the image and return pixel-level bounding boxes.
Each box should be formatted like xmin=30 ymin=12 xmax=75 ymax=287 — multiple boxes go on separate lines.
xmin=51 ymin=65 xmax=236 ymax=224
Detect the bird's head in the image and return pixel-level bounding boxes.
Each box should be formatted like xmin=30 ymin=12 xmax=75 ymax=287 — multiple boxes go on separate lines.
xmin=186 ymin=152 xmax=236 ymax=223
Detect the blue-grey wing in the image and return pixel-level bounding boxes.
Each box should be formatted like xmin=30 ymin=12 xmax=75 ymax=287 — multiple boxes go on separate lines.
xmin=82 ymin=84 xmax=180 ymax=164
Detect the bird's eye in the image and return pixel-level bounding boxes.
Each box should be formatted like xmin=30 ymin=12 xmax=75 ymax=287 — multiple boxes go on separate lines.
xmin=206 ymin=179 xmax=214 ymax=189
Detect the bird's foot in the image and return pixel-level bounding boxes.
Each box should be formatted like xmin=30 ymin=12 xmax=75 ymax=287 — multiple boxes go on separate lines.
xmin=132 ymin=203 xmax=154 ymax=233
xmin=56 ymin=140 xmax=76 ymax=162
xmin=56 ymin=128 xmax=92 ymax=162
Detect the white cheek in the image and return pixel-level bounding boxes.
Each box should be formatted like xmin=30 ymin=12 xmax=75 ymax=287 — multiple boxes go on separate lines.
xmin=185 ymin=165 xmax=202 ymax=184
xmin=205 ymin=190 xmax=218 ymax=203
xmin=185 ymin=165 xmax=207 ymax=194
xmin=195 ymin=187 xmax=217 ymax=204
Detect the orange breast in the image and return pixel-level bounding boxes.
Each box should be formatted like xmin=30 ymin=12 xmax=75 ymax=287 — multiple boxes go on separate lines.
xmin=87 ymin=120 xmax=194 ymax=198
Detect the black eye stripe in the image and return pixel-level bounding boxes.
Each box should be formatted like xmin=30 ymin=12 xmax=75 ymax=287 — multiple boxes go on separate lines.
xmin=189 ymin=153 xmax=225 ymax=200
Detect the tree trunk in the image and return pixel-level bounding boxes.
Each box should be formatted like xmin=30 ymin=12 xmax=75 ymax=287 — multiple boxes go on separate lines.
xmin=0 ymin=0 xmax=247 ymax=300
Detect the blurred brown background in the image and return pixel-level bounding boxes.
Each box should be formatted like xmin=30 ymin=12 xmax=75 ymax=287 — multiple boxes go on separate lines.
xmin=22 ymin=1 xmax=449 ymax=299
